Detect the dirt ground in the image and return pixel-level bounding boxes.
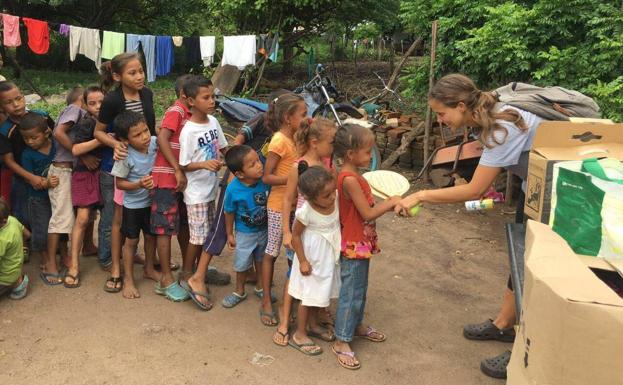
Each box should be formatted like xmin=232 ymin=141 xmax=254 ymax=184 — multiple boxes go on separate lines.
xmin=0 ymin=176 xmax=516 ymax=385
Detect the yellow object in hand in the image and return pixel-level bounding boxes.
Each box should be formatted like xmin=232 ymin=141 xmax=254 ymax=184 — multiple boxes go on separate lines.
xmin=409 ymin=205 xmax=421 ymax=216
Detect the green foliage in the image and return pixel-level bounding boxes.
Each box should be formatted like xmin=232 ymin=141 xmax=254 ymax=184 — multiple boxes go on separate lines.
xmin=399 ymin=0 xmax=623 ymax=121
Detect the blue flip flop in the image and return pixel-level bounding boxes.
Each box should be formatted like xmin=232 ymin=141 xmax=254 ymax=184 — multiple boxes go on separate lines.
xmin=10 ymin=275 xmax=29 ymax=300
xmin=39 ymin=270 xmax=64 ymax=286
xmin=180 ymin=280 xmax=212 ymax=311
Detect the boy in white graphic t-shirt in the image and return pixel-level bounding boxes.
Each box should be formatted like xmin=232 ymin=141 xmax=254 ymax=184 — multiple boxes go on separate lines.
xmin=178 ymin=76 xmax=228 ymax=309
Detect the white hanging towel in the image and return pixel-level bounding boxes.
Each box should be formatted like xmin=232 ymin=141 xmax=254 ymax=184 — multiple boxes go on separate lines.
xmin=221 ymin=35 xmax=256 ymax=70
xmin=199 ymin=36 xmax=216 ymax=66
xmin=172 ymin=36 xmax=183 ymax=47
xmin=69 ymin=26 xmax=101 ymax=69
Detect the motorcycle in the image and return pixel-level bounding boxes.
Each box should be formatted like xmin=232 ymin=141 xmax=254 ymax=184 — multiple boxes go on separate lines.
xmin=216 ymin=64 xmax=380 ymax=170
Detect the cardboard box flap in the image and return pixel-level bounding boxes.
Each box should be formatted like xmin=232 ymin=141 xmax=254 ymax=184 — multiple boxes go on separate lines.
xmin=534 ymin=142 xmax=623 ymax=161
xmin=525 ymin=221 xmax=623 ymax=308
xmin=532 ymin=121 xmax=623 ymax=150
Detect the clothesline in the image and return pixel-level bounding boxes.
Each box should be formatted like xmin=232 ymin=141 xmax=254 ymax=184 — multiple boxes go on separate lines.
xmin=0 ymin=12 xmax=280 ymax=82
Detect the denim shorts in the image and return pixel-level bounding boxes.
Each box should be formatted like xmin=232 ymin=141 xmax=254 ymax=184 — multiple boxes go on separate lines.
xmin=28 ymin=196 xmax=52 ymax=251
xmin=233 ymin=230 xmax=267 ymax=272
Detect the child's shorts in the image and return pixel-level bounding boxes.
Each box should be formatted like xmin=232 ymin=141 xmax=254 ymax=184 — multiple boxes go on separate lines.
xmin=121 ymin=206 xmax=152 ymax=239
xmin=265 ymin=208 xmax=295 ymax=259
xmin=186 ymin=201 xmax=215 ymax=245
xmin=113 ymin=180 xmax=124 ymax=206
xmin=234 ymin=230 xmax=267 ymax=272
xmin=27 ymin=196 xmax=51 ymax=252
xmin=71 ymin=170 xmax=101 ymax=208
xmin=48 ymin=164 xmax=74 ymax=234
xmin=150 ymin=188 xmax=187 ymax=236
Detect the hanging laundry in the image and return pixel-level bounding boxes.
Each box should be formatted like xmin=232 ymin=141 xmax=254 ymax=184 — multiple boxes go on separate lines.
xmin=69 ymin=26 xmax=101 ymax=69
xmin=268 ymin=32 xmax=279 ymax=62
xmin=126 ymin=34 xmax=156 ymax=82
xmin=22 ymin=18 xmax=50 ymax=54
xmin=156 ymin=36 xmax=174 ymax=76
xmin=199 ymin=36 xmax=216 ymax=66
xmin=172 ymin=36 xmax=183 ymax=47
xmin=1 ymin=14 xmax=21 ymax=47
xmin=101 ymin=31 xmax=125 ymax=59
xmin=58 ymin=24 xmax=70 ymax=37
xmin=222 ymin=35 xmax=256 ymax=70
xmin=184 ymin=37 xmax=201 ymax=65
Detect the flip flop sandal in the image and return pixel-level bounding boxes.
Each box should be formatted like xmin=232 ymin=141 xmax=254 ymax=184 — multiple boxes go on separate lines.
xmin=356 ymin=326 xmax=386 ymax=342
xmin=272 ymin=330 xmax=290 ymax=346
xmin=288 ymin=338 xmax=322 ymax=356
xmin=64 ymin=273 xmax=81 ymax=289
xmin=39 ymin=271 xmax=65 ymax=286
xmin=332 ymin=346 xmax=361 ymax=370
xmin=222 ymin=292 xmax=247 ymax=308
xmin=9 ymin=275 xmax=29 ymax=300
xmin=104 ymin=277 xmax=123 ymax=293
xmin=180 ymin=280 xmax=212 ymax=310
xmin=463 ymin=319 xmax=515 ymax=342
xmin=259 ymin=308 xmax=279 ymax=327
xmin=308 ymin=328 xmax=336 ymax=342
xmin=480 ymin=350 xmax=511 ymax=379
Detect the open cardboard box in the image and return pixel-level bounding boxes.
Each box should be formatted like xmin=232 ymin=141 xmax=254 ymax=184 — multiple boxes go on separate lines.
xmin=507 ymin=221 xmax=623 ymax=385
xmin=524 ymin=120 xmax=623 ymax=223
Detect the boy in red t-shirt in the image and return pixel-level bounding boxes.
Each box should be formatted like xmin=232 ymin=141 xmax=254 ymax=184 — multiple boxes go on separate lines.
xmin=150 ymin=75 xmax=193 ymax=301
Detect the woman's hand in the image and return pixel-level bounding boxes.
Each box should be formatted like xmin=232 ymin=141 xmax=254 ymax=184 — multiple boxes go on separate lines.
xmin=395 ymin=191 xmax=424 ymax=216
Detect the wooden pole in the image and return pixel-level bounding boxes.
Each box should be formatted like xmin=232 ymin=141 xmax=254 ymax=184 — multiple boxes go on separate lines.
xmin=250 ymin=57 xmax=267 ymax=96
xmin=422 ymin=20 xmax=438 ymax=182
xmin=385 ymin=37 xmax=422 ymax=94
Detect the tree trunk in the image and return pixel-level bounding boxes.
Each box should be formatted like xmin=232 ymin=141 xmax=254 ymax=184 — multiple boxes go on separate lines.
xmin=282 ymin=29 xmax=295 ymax=74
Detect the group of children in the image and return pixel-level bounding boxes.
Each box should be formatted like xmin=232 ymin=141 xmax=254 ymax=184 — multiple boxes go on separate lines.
xmin=0 ymin=52 xmax=403 ymax=370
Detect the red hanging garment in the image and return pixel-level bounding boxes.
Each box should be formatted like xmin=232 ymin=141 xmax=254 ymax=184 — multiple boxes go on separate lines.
xmin=22 ymin=18 xmax=50 ymax=54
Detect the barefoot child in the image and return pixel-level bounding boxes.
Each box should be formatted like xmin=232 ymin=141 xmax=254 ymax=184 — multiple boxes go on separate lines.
xmin=150 ymin=74 xmax=193 ymax=302
xmin=221 ymin=145 xmax=269 ymax=309
xmin=95 ymin=53 xmax=156 ymax=288
xmin=178 ymin=76 xmax=228 ymax=309
xmin=288 ymin=165 xmax=341 ymax=356
xmin=0 ymin=198 xmax=31 ymax=300
xmin=259 ymin=93 xmax=307 ymax=326
xmin=18 ymin=113 xmax=59 ymax=283
xmin=110 ymin=111 xmax=158 ymax=299
xmin=332 ymin=124 xmax=400 ymax=370
xmin=273 ymin=117 xmax=336 ymax=346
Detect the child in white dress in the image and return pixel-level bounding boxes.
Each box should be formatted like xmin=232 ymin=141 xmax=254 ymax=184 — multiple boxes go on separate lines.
xmin=288 ymin=165 xmax=341 ymax=355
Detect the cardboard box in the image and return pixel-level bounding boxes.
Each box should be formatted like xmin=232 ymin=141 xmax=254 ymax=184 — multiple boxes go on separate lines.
xmin=507 ymin=221 xmax=623 ymax=385
xmin=524 ymin=121 xmax=623 ymax=223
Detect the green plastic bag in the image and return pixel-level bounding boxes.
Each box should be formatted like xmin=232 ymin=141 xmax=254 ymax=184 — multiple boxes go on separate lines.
xmin=550 ymin=158 xmax=623 ymax=257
